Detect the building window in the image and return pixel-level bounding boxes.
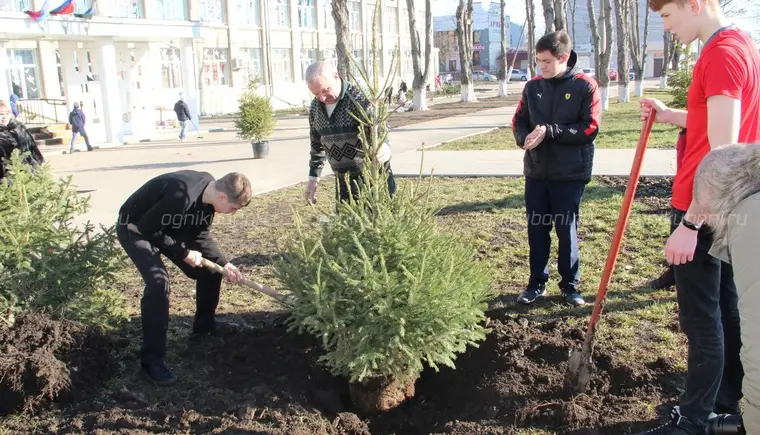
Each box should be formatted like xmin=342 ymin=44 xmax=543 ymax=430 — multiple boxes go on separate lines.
xmin=271 ymin=49 xmax=292 ymax=83
xmin=0 ymin=0 xmax=30 ymax=12
xmin=111 ymin=0 xmax=143 ymax=18
xmin=348 ymin=0 xmax=361 ymax=32
xmin=236 ymin=0 xmax=260 ymax=26
xmin=154 ymin=0 xmax=187 ymax=20
xmin=366 ymin=2 xmax=377 ymax=31
xmin=202 ymin=48 xmax=228 ymax=87
xmin=300 ymin=49 xmax=317 ymax=80
xmin=297 ymin=0 xmax=315 ymax=28
xmin=55 ymin=50 xmax=64 ymax=97
xmin=7 ymin=49 xmax=41 ymax=99
xmin=384 ymin=6 xmax=397 ymax=34
xmin=400 ymin=7 xmax=408 ymax=34
xmin=320 ymin=48 xmax=338 ymax=69
xmin=200 ymin=0 xmax=225 ymax=23
xmin=239 ymin=48 xmax=263 ymax=83
xmin=270 ymin=0 xmax=290 ymax=27
xmin=322 ymin=0 xmax=334 ymax=30
xmin=160 ymin=48 xmax=183 ymax=89
xmin=403 ymin=50 xmax=412 ymax=76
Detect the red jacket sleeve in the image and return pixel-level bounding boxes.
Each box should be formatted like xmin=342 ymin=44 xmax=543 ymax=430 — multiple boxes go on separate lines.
xmin=545 ymin=76 xmax=601 ymax=145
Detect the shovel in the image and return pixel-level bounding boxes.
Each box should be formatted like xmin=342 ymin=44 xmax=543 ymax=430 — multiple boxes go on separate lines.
xmin=564 ymin=106 xmax=656 ymax=395
xmin=199 ymin=258 xmax=295 ymax=308
xmin=126 ymin=223 xmax=294 ymax=308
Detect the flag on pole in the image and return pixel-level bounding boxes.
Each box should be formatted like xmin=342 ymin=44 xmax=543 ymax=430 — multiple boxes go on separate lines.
xmin=24 ymin=0 xmax=50 ymax=23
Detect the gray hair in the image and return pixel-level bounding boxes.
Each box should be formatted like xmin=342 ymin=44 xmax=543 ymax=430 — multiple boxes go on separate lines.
xmin=304 ymin=61 xmax=336 ymax=84
xmin=693 ymin=142 xmax=760 ymax=252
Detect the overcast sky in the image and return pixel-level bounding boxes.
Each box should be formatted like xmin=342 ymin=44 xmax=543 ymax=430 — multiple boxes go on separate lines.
xmin=430 ymin=0 xmax=759 ymax=41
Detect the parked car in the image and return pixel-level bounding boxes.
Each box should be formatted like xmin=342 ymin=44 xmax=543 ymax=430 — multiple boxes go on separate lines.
xmin=509 ymin=69 xmax=528 ymax=81
xmin=581 ymin=68 xmax=595 ymax=77
xmin=472 ymin=71 xmax=497 ymax=81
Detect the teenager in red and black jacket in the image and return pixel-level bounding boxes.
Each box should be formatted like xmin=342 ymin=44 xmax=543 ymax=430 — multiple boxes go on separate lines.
xmin=511 ymin=30 xmax=601 ymax=307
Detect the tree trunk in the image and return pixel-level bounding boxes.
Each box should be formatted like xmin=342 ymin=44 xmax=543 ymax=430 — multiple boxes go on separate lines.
xmin=627 ymin=0 xmax=648 ymax=97
xmin=569 ymin=0 xmax=576 ymax=41
xmin=542 ymin=0 xmax=555 ymax=34
xmin=526 ymin=0 xmax=537 ymax=77
xmin=499 ymin=0 xmax=508 ymax=96
xmin=332 ymin=0 xmax=351 ymax=79
xmin=407 ymin=0 xmax=433 ymax=110
xmin=589 ymin=0 xmax=613 ymax=111
xmin=660 ymin=31 xmax=673 ymax=88
xmin=456 ymin=0 xmax=476 ymax=102
xmin=615 ymin=0 xmax=630 ymax=103
xmin=553 ymin=0 xmax=567 ymax=31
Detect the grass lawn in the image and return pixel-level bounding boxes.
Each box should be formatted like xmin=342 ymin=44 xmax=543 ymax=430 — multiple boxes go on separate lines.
xmin=2 ymin=175 xmax=687 ymax=434
xmin=431 ymin=88 xmax=682 ymax=150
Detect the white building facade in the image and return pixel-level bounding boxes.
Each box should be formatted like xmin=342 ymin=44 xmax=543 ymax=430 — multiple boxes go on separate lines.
xmin=1 ymin=0 xmax=430 ymax=145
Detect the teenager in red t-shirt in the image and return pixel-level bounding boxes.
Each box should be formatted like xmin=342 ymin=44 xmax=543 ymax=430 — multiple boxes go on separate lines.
xmin=635 ymin=0 xmax=760 ymax=434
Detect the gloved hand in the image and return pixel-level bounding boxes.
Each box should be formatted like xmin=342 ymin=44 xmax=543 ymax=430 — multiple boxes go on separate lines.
xmin=375 ymin=142 xmax=392 ymax=163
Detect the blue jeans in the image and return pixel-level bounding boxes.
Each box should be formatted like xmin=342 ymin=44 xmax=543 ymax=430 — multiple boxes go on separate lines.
xmin=525 ymin=177 xmax=586 ymax=290
xmin=179 ymin=120 xmax=187 ymax=139
xmin=670 ymin=208 xmax=743 ymax=424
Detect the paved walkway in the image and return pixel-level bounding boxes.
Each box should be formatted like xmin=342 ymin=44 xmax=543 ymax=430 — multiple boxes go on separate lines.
xmin=42 ymin=98 xmax=676 ymax=229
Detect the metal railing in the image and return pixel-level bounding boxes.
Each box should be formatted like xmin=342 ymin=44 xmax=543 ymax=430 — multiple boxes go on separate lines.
xmin=15 ymin=99 xmax=68 ymax=125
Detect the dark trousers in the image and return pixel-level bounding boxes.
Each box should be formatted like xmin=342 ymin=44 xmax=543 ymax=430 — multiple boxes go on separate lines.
xmin=335 ymin=162 xmax=397 ymax=203
xmin=670 ymin=208 xmax=743 ymax=423
xmin=525 ymin=177 xmax=586 ymax=290
xmin=116 ymin=224 xmax=224 ymax=365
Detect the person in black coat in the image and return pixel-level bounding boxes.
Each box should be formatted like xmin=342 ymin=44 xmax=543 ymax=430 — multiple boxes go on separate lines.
xmin=173 ymin=96 xmax=192 ymax=140
xmin=0 ymin=99 xmax=44 ymax=182
xmin=68 ymin=102 xmax=92 ymax=152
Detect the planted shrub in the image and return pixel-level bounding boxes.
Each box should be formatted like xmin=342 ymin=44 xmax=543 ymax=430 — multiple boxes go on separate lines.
xmin=235 ymin=82 xmax=277 ymax=143
xmin=0 ymin=150 xmax=127 ymax=330
xmin=273 ymin=20 xmax=493 ymax=413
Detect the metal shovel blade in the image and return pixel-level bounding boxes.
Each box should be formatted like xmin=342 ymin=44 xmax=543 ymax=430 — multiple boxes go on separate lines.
xmin=565 ymin=335 xmax=593 ymax=395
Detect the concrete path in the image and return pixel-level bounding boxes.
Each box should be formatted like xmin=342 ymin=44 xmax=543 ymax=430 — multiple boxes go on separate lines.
xmin=44 ymin=104 xmax=517 ymax=228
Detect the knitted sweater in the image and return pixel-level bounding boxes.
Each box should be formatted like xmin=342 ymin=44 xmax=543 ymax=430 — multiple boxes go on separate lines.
xmin=308 ymin=79 xmax=371 ymax=179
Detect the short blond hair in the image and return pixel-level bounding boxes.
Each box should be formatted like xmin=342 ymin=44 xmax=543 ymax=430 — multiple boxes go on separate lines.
xmin=216 ymin=172 xmax=252 ymax=206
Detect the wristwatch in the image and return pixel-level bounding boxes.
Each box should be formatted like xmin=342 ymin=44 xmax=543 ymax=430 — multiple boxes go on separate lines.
xmin=681 ymin=218 xmax=702 ymax=231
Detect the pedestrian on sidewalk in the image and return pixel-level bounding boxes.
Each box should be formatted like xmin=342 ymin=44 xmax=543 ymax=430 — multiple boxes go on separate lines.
xmin=173 ymin=95 xmax=192 ymax=140
xmin=68 ymin=102 xmax=93 ymax=152
xmin=116 ymin=170 xmax=251 ymax=386
xmin=511 ymin=30 xmax=602 ymax=307
xmin=636 ymin=0 xmax=760 ymax=431
xmin=303 ymin=61 xmax=394 ymax=205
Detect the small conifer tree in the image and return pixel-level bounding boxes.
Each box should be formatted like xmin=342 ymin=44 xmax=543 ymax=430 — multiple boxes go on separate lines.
xmin=273 ymin=0 xmax=493 ymax=413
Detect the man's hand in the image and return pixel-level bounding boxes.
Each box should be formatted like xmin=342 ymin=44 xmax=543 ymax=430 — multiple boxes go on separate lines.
xmin=223 ymin=263 xmax=243 ymax=284
xmin=523 ymin=125 xmax=547 ymax=150
xmin=640 ymin=98 xmax=670 ymax=124
xmin=184 ymin=249 xmax=203 ymax=267
xmin=375 ymin=142 xmax=392 ymax=163
xmin=304 ymin=179 xmax=318 ymax=203
xmin=665 ymin=224 xmax=699 ymax=265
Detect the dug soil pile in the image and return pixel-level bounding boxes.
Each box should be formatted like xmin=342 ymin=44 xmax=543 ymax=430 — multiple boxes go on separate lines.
xmin=2 ymin=308 xmax=684 ymax=434
xmin=0 ymin=313 xmax=120 ymax=415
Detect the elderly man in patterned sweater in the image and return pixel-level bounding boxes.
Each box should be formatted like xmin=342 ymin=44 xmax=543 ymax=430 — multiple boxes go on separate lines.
xmin=303 ymin=61 xmax=395 ymax=204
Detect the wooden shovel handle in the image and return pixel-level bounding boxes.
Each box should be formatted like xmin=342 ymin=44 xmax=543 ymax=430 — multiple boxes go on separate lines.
xmin=200 ymin=258 xmax=293 ymax=307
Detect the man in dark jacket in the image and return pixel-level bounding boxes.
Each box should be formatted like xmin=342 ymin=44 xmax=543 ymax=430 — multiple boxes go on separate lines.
xmin=173 ymin=96 xmax=192 ymax=140
xmin=116 ymin=170 xmax=251 ymax=386
xmin=68 ymin=102 xmax=92 ymax=152
xmin=511 ymin=30 xmax=602 ymax=307
xmin=303 ymin=61 xmax=394 ymax=205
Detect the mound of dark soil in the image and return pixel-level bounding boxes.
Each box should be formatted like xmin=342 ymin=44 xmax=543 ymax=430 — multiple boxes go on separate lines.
xmin=595 ymin=176 xmax=673 ymax=213
xmin=24 ymin=308 xmax=684 ymax=435
xmin=0 ymin=313 xmax=120 ymax=415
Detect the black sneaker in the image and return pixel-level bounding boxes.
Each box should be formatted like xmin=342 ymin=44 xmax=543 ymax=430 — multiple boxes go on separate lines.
xmin=649 ymin=267 xmax=675 ymax=290
xmin=517 ymin=283 xmax=547 ymax=304
xmin=140 ymin=360 xmax=178 ymax=387
xmin=192 ymin=320 xmax=240 ymax=336
xmin=635 ymin=406 xmax=705 ymax=435
xmin=561 ymin=287 xmax=585 ymax=306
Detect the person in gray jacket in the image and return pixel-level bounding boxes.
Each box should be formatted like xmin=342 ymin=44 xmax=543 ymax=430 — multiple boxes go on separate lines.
xmin=693 ymin=142 xmax=760 ymax=434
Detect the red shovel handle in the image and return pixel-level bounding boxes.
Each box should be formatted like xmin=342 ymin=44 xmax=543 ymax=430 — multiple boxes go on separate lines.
xmin=584 ymin=106 xmax=657 ymax=336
